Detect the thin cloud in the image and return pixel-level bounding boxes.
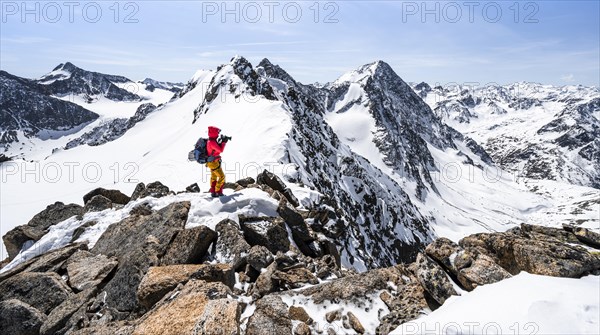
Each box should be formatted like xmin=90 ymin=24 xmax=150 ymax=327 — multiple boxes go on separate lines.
xmin=561 ymin=74 xmax=575 ymax=82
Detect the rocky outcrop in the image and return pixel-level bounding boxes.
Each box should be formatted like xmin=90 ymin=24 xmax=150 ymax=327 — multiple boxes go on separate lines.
xmin=460 ymin=230 xmax=600 ymax=277
xmin=133 ymin=280 xmax=233 ymax=335
xmin=0 ymin=272 xmax=72 ymax=314
xmin=412 ymin=253 xmax=457 ymax=305
xmin=2 ymin=177 xmax=599 ymax=335
xmin=90 ymin=201 xmax=190 ymax=312
xmin=3 ymin=202 xmax=84 ymax=260
xmin=214 ymin=219 xmax=252 ymax=270
xmin=83 ymin=188 xmax=130 ymax=205
xmin=160 ymin=226 xmax=217 ymax=265
xmin=0 ymin=299 xmax=47 ymax=335
xmin=137 ymin=264 xmax=234 ymax=309
xmin=257 ymin=170 xmax=300 ymax=207
xmin=130 ymin=181 xmax=171 ymax=201
xmin=65 ymin=251 xmax=118 ymax=292
xmin=240 ymin=216 xmax=290 ymax=254
xmin=83 ymin=195 xmax=113 ymax=213
xmin=247 ymin=295 xmax=292 ymax=335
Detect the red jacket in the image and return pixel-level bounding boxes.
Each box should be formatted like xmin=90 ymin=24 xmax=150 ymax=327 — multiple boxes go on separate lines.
xmin=207 ymin=126 xmax=226 ymax=160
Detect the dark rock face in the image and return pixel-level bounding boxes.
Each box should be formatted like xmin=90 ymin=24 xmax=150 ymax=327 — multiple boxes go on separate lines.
xmin=83 ymin=195 xmax=113 ymax=213
xmin=413 ymin=253 xmax=457 ymax=305
xmin=91 ymin=201 xmax=190 ymax=312
xmin=259 ymin=58 xmax=434 ymax=269
xmin=0 ymin=299 xmax=47 ymax=335
xmin=37 ymin=62 xmax=141 ymax=102
xmin=3 ymin=202 xmax=84 ymax=260
xmin=66 ymin=250 xmax=118 ymax=292
xmin=134 ymin=280 xmax=232 ymax=335
xmin=0 ymin=272 xmax=72 ymax=314
xmin=0 ymin=70 xmax=99 ymax=149
xmin=137 ymin=264 xmax=234 ymax=310
xmin=240 ymin=217 xmax=290 ymax=254
xmin=247 ymin=295 xmax=292 ymax=335
xmin=193 ymin=56 xmax=276 ymax=121
xmin=214 ymin=219 xmax=252 ymax=270
xmin=247 ymin=245 xmax=274 ymax=272
xmin=65 ymin=103 xmax=157 ymax=150
xmin=0 ymin=243 xmax=88 ymax=282
xmin=40 ymin=287 xmax=98 ymax=335
xmin=460 ymin=231 xmax=600 ymax=277
xmin=83 ymin=188 xmax=131 ymax=205
xmin=130 ymin=181 xmax=171 ymax=201
xmin=277 ymin=200 xmax=318 ymax=257
xmin=160 ymin=226 xmax=217 ymax=265
xmin=257 ymin=170 xmax=300 ymax=207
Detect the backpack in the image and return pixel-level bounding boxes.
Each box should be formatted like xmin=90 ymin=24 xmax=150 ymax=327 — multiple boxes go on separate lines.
xmin=188 ymin=138 xmax=216 ymax=164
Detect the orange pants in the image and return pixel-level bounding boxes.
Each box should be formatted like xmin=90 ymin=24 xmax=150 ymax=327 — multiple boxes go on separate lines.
xmin=206 ymin=160 xmax=225 ymax=192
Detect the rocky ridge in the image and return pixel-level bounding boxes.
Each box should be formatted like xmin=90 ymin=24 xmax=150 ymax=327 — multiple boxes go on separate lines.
xmin=1 ymin=173 xmax=599 ymax=335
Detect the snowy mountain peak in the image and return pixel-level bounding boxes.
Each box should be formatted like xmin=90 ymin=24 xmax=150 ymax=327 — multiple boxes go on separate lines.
xmin=52 ymin=61 xmax=78 ymax=73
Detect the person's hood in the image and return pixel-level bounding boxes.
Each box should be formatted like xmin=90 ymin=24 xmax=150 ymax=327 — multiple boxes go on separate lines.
xmin=208 ymin=126 xmax=220 ymax=139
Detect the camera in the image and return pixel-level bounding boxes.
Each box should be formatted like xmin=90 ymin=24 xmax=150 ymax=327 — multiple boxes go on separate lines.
xmin=218 ymin=134 xmax=232 ymax=143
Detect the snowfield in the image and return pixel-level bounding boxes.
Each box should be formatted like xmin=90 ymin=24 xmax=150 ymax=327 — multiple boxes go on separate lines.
xmin=392 ymin=272 xmax=600 ymax=335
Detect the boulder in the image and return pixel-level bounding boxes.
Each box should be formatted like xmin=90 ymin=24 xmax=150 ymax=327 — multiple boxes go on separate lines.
xmin=192 ymin=298 xmax=241 ymax=335
xmin=83 ymin=195 xmax=113 ymax=213
xmin=215 ymin=219 xmax=252 ymax=270
xmin=0 ymin=272 xmax=72 ymax=314
xmin=91 ymin=201 xmax=189 ymax=312
xmin=137 ymin=264 xmax=234 ymax=309
xmin=40 ymin=287 xmax=98 ymax=335
xmin=413 ymin=253 xmax=457 ymax=305
xmin=520 ymin=223 xmax=579 ymax=244
xmin=273 ymin=267 xmax=319 ymax=289
xmin=376 ymin=279 xmax=429 ymax=335
xmin=0 ymin=299 xmax=47 ymax=335
xmin=573 ymin=227 xmax=600 ymax=249
xmin=256 ymin=170 xmax=299 ymax=207
xmin=246 ymin=295 xmax=292 ymax=335
xmin=66 ymin=250 xmax=118 ymax=291
xmin=325 ymin=309 xmax=342 ymax=323
xmin=247 ymin=245 xmax=274 ymax=271
xmin=289 ymin=306 xmax=312 ymax=324
xmin=294 ymin=322 xmax=311 ymax=335
xmin=83 ymin=188 xmax=130 ymax=205
xmin=3 ymin=201 xmax=84 ymax=260
xmin=347 ymin=311 xmax=365 ymax=334
xmin=129 ymin=203 xmax=153 ymax=216
xmin=69 ymin=323 xmax=135 ymax=335
xmin=456 ymin=253 xmax=512 ymax=291
xmin=425 ymin=238 xmax=512 ymax=290
xmin=424 ymin=238 xmax=461 ymax=274
xmin=251 ymin=262 xmax=278 ymax=298
xmin=130 ymin=181 xmax=171 ymax=201
xmin=0 ymin=243 xmax=88 ymax=282
xmin=185 ymin=183 xmax=200 ymax=193
xmin=240 ymin=216 xmax=290 ymax=254
xmin=70 ymin=221 xmax=98 ymax=243
xmin=460 ymin=232 xmax=600 ymax=277
xmin=277 ymin=200 xmax=318 ymax=257
xmin=297 ymin=265 xmax=408 ymax=304
xmin=133 ymin=280 xmax=231 ymax=335
xmin=160 ymin=226 xmax=217 ymax=265
xmin=236 ymin=177 xmax=256 ymax=187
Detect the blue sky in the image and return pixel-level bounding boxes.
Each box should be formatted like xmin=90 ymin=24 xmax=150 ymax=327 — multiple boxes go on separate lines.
xmin=1 ymin=1 xmax=598 ymax=86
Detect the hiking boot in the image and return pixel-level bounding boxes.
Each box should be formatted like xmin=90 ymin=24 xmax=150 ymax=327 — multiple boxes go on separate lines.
xmin=211 ymin=192 xmax=219 ymax=198
xmin=216 ymin=192 xmax=224 ymax=197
